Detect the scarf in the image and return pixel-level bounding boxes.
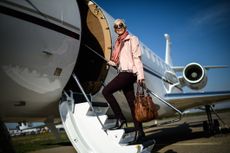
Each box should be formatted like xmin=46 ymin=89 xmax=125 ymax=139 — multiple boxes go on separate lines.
xmin=111 ymin=31 xmax=129 ymax=64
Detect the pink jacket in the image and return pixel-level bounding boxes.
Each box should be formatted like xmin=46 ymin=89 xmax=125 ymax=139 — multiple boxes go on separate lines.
xmin=115 ymin=34 xmax=144 ymax=80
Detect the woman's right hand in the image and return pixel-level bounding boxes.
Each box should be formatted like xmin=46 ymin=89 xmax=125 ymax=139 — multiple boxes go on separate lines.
xmin=107 ymin=60 xmax=117 ymax=67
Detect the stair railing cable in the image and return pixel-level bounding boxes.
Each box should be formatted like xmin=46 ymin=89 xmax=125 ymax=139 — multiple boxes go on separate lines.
xmin=84 ymin=44 xmax=108 ymax=62
xmin=72 ymin=73 xmax=107 ymax=133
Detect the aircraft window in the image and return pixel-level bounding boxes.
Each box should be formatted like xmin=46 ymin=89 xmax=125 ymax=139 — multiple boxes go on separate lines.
xmin=150 ymin=53 xmax=156 ymax=63
xmin=145 ymin=48 xmax=150 ymax=59
xmin=165 ymin=71 xmax=178 ymax=84
xmin=160 ymin=60 xmax=164 ymax=69
xmin=166 ymin=65 xmax=171 ymax=71
xmin=141 ymin=45 xmax=145 ymax=54
xmin=163 ymin=63 xmax=167 ymax=70
xmin=165 ymin=65 xmax=169 ymax=71
xmin=156 ymin=57 xmax=160 ymax=66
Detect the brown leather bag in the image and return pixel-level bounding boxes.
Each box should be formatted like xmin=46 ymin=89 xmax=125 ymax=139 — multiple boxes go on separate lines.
xmin=134 ymin=84 xmax=158 ymax=122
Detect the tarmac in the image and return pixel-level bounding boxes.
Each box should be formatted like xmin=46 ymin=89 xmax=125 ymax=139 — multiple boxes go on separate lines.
xmin=29 ymin=111 xmax=230 ymax=153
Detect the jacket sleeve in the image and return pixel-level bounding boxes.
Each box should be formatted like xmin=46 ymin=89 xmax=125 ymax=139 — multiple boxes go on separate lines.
xmin=131 ymin=36 xmax=144 ymax=80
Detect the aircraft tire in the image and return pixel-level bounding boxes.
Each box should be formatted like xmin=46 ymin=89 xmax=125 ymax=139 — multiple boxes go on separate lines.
xmin=203 ymin=121 xmax=209 ymax=132
xmin=0 ymin=119 xmax=16 ymax=153
xmin=213 ymin=119 xmax=220 ymax=133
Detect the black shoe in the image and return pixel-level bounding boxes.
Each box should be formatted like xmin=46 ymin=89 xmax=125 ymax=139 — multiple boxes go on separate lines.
xmin=109 ymin=119 xmax=127 ymax=130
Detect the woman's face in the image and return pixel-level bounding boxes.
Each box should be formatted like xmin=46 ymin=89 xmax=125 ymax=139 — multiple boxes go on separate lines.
xmin=114 ymin=21 xmax=126 ymax=35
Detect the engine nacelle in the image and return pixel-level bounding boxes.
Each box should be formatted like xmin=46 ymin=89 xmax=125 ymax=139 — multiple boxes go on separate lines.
xmin=183 ymin=63 xmax=207 ymax=90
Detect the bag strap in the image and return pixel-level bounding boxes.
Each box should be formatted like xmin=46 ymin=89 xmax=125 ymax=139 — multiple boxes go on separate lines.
xmin=144 ymin=84 xmax=151 ymax=96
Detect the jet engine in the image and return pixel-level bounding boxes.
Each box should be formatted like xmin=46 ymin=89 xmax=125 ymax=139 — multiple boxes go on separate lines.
xmin=183 ymin=63 xmax=207 ymax=90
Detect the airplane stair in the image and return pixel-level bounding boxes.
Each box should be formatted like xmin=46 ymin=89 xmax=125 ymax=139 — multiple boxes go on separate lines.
xmin=59 ymin=74 xmax=155 ymax=153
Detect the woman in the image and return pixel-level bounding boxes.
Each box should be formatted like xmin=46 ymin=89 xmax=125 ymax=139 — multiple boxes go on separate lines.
xmin=102 ymin=19 xmax=145 ymax=141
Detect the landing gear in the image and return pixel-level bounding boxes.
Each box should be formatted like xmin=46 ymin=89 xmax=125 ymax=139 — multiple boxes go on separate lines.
xmin=203 ymin=119 xmax=220 ymax=134
xmin=202 ymin=105 xmax=228 ymax=135
xmin=0 ymin=119 xmax=16 ymax=153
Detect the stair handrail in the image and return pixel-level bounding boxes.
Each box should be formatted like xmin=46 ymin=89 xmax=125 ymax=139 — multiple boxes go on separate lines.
xmin=144 ymin=86 xmax=184 ymax=125
xmin=72 ymin=73 xmax=107 ymax=132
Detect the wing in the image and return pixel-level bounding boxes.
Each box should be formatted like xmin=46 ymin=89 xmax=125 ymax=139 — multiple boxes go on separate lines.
xmin=172 ymin=65 xmax=228 ymax=72
xmin=164 ymin=91 xmax=230 ymax=111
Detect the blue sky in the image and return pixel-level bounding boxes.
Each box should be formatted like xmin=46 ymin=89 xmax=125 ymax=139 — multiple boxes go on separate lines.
xmin=95 ymin=0 xmax=230 ymax=92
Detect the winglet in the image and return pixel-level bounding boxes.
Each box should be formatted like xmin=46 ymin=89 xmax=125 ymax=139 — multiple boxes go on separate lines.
xmin=164 ymin=33 xmax=172 ymax=66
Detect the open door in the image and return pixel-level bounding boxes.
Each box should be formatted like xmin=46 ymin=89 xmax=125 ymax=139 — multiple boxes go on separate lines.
xmin=65 ymin=0 xmax=112 ymax=95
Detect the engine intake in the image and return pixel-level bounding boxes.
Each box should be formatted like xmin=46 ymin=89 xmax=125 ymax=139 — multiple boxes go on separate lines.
xmin=183 ymin=63 xmax=207 ymax=90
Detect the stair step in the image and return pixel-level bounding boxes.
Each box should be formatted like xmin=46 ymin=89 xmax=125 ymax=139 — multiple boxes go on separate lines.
xmin=86 ymin=102 xmax=109 ymax=116
xmin=107 ymin=129 xmax=125 ymax=143
xmin=103 ymin=118 xmax=117 ymax=129
xmin=141 ymin=139 xmax=156 ymax=153
xmin=124 ymin=127 xmax=137 ymax=133
xmin=119 ymin=127 xmax=137 ymax=144
xmin=119 ymin=131 xmax=136 ymax=144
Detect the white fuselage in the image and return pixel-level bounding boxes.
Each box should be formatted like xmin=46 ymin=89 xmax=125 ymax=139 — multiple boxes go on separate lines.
xmin=0 ymin=0 xmax=81 ymax=121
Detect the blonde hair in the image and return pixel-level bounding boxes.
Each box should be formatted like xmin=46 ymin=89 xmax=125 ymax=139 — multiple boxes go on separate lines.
xmin=114 ymin=18 xmax=127 ymax=28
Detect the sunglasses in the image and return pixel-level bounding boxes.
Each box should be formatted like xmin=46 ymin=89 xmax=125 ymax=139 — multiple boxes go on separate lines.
xmin=114 ymin=23 xmax=124 ymax=29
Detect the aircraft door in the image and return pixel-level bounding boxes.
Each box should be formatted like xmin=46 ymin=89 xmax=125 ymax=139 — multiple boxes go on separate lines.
xmin=65 ymin=1 xmax=112 ymax=95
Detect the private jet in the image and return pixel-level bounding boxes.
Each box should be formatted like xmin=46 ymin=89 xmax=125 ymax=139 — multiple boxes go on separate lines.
xmin=0 ymin=0 xmax=230 ymax=153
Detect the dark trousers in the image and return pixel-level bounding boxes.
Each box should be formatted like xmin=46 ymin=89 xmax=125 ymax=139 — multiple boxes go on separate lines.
xmin=102 ymin=72 xmax=143 ymax=131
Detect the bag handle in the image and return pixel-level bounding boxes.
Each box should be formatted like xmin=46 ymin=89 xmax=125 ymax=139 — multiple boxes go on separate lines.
xmin=136 ymin=83 xmax=152 ymax=97
xmin=136 ymin=83 xmax=145 ymax=96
